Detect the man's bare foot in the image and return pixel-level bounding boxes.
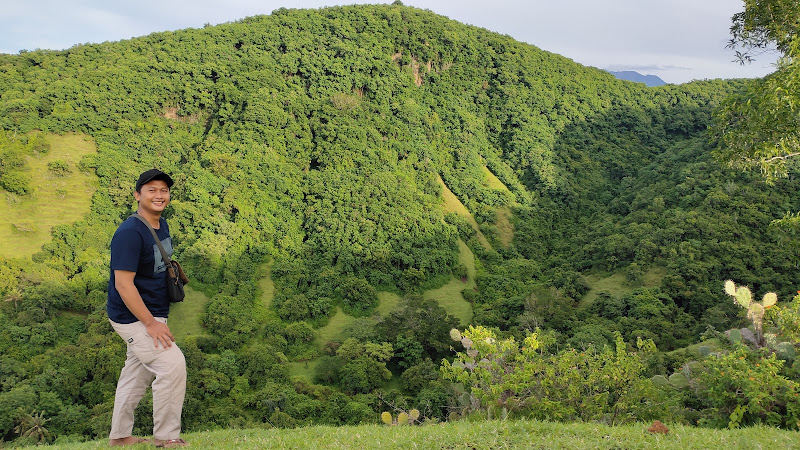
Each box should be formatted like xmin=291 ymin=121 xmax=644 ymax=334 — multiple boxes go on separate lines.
xmin=109 ymin=436 xmax=149 ymax=446
xmin=154 ymin=438 xmax=190 ymax=448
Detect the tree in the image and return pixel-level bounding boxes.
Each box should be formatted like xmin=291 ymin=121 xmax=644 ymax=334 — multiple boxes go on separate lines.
xmin=13 ymin=410 xmax=51 ymax=444
xmin=711 ymin=0 xmax=800 ymax=179
xmin=333 ymin=338 xmax=393 ymax=394
xmin=728 ymin=0 xmax=799 ymax=62
xmin=376 ymin=294 xmax=460 ymax=360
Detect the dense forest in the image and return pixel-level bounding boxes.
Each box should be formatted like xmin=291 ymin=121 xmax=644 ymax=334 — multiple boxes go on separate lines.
xmin=1 ymin=3 xmax=799 ymax=444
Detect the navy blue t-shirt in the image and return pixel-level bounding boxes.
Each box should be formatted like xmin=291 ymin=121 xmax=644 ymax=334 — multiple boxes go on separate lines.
xmin=107 ymin=216 xmax=174 ymax=324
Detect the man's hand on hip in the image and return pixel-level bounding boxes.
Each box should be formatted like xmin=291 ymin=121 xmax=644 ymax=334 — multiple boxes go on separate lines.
xmin=146 ymin=320 xmax=174 ymax=349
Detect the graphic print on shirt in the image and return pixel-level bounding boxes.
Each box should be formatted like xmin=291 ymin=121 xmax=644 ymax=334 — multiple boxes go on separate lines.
xmin=151 ymin=237 xmax=174 ymax=274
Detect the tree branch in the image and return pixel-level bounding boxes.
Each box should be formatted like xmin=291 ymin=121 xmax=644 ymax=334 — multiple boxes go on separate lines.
xmin=761 ymin=152 xmax=800 ymax=163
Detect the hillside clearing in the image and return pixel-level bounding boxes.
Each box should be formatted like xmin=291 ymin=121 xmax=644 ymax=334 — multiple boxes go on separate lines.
xmin=580 ymin=267 xmax=667 ymax=307
xmin=0 ymin=132 xmax=97 ymax=258
xmin=495 ymin=206 xmax=514 ymax=248
xmin=422 ymin=239 xmax=475 ymax=325
xmin=438 ymin=175 xmax=492 ymax=249
xmin=167 ymin=287 xmax=210 ymax=339
xmin=258 ymin=262 xmax=275 ymax=310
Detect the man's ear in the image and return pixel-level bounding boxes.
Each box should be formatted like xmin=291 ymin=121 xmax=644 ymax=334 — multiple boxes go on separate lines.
xmin=134 ymin=190 xmax=141 ymax=202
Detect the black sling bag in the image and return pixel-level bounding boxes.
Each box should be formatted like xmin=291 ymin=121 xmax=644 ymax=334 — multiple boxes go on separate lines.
xmin=132 ymin=214 xmax=189 ymax=302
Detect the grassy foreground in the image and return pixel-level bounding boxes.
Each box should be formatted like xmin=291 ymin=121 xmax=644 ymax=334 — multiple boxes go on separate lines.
xmin=29 ymin=419 xmax=800 ymax=449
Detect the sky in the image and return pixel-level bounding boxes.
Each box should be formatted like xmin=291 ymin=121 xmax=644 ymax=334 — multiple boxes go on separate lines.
xmin=0 ymin=0 xmax=779 ymax=84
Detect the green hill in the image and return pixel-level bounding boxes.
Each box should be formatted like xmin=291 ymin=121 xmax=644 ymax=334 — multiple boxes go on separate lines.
xmin=1 ymin=3 xmax=800 ymax=444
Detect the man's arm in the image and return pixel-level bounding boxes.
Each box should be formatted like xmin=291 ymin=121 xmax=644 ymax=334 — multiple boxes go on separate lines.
xmin=114 ymin=270 xmax=174 ymax=349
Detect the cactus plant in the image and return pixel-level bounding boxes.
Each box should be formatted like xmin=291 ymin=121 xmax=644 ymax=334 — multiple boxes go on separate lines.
xmin=397 ymin=412 xmax=409 ymax=425
xmin=775 ymin=341 xmax=796 ymax=362
xmin=728 ymin=328 xmax=742 ymax=344
xmin=650 ymin=374 xmax=669 ymax=388
xmin=450 ymin=329 xmax=463 ymax=342
xmin=724 ymin=280 xmax=776 ymax=346
xmin=668 ymin=372 xmax=689 ymax=389
xmin=686 ymin=360 xmax=705 ymax=376
xmin=380 ymin=409 xmax=421 ymax=426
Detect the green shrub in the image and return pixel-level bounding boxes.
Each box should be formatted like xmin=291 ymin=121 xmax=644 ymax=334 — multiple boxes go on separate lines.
xmin=697 ymin=346 xmax=800 ymax=429
xmin=441 ymin=326 xmax=676 ymax=425
xmin=338 ymin=276 xmax=378 ymax=317
xmin=46 ymin=160 xmax=71 ymax=177
xmin=1 ymin=171 xmax=31 ymax=195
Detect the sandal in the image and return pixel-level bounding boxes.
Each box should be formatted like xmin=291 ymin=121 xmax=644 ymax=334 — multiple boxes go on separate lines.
xmin=155 ymin=438 xmax=189 ymax=448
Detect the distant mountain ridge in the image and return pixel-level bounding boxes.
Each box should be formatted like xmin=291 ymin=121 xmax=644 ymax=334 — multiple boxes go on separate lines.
xmin=607 ymin=70 xmax=666 ymax=86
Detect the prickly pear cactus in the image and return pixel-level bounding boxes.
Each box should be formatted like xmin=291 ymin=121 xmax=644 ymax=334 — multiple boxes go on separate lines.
xmin=775 ymin=341 xmax=796 ymax=362
xmin=450 ymin=329 xmax=463 ymax=342
xmin=728 ymin=328 xmax=742 ymax=344
xmin=650 ymin=374 xmax=669 ymax=388
xmin=397 ymin=412 xmax=409 ymax=425
xmin=668 ymin=372 xmax=689 ymax=389
xmin=381 ymin=409 xmax=420 ymax=426
xmin=724 ymin=280 xmax=777 ymax=346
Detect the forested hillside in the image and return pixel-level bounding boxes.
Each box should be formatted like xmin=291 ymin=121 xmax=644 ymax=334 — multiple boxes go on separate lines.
xmin=1 ymin=3 xmax=799 ymax=444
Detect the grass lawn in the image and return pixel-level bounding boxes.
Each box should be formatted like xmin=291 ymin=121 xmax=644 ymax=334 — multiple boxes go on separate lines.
xmin=315 ymin=307 xmax=356 ymax=348
xmin=376 ymin=291 xmax=402 ymax=317
xmin=422 ymin=277 xmax=473 ymax=326
xmin=281 ymin=236 xmax=478 ymax=379
xmin=481 ymin=166 xmax=514 ymax=248
xmin=0 ymin=132 xmax=97 ymax=258
xmin=289 ymin=305 xmax=357 ymax=380
xmin=458 ymin=239 xmax=477 ymax=283
xmin=288 ymin=292 xmax=400 ymax=380
xmin=287 ymin=359 xmax=319 ymax=380
xmin=34 ymin=419 xmax=800 ymax=449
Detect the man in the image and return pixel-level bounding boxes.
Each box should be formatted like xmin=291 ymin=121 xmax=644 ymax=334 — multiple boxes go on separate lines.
xmin=107 ymin=169 xmax=189 ymax=448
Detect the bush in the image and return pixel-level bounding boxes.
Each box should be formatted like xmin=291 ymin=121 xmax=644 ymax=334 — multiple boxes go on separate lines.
xmin=1 ymin=171 xmax=31 ymax=195
xmin=338 ymin=276 xmax=378 ymax=317
xmin=441 ymin=326 xmax=670 ymax=425
xmin=696 ymin=346 xmax=800 ymax=429
xmin=47 ymin=160 xmax=71 ymax=177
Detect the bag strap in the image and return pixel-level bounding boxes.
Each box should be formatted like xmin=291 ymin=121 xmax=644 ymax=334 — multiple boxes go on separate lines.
xmin=131 ymin=213 xmax=176 ymax=278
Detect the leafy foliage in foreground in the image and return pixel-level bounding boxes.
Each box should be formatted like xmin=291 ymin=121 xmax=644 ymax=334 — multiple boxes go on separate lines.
xmin=1 ymin=2 xmax=800 ymax=444
xmin=443 ymin=316 xmax=800 ymax=430
xmin=442 ymin=327 xmax=667 ymax=425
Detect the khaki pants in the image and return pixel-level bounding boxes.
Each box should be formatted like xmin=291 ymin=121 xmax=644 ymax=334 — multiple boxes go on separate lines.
xmin=109 ymin=318 xmax=186 ymax=441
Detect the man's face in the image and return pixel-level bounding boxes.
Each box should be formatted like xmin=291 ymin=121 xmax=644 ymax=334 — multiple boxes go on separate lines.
xmin=134 ymin=180 xmax=170 ymax=214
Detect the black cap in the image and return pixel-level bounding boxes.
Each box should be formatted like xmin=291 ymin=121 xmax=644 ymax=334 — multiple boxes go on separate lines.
xmin=135 ymin=169 xmax=174 ymax=191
